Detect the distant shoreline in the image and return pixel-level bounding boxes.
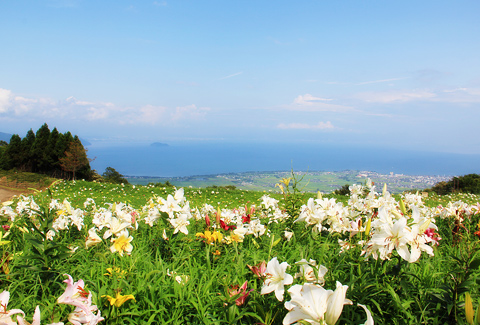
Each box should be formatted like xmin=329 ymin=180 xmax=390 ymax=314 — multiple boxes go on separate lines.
xmin=125 ymin=170 xmax=452 ymax=193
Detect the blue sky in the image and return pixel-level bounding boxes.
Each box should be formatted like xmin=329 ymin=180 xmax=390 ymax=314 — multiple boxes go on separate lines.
xmin=1 ymin=0 xmax=479 ymax=153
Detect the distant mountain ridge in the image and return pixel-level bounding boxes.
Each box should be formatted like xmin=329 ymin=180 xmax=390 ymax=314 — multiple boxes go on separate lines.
xmin=151 ymin=142 xmax=169 ymax=147
xmin=0 ymin=132 xmax=12 ymax=142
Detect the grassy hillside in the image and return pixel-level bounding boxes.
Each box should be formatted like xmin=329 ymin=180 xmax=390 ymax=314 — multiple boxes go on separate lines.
xmin=2 ymin=178 xmax=480 ymax=324
xmin=0 ymin=169 xmax=56 ymax=190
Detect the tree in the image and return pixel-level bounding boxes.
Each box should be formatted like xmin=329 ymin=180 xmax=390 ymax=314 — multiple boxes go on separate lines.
xmin=102 ymin=167 xmax=129 ymax=184
xmin=31 ymin=123 xmax=51 ymax=173
xmin=333 ymin=184 xmax=351 ymax=196
xmin=20 ymin=129 xmax=35 ymax=171
xmin=0 ymin=134 xmax=22 ymax=170
xmin=59 ymin=140 xmax=89 ymax=180
xmin=429 ymin=174 xmax=480 ymax=195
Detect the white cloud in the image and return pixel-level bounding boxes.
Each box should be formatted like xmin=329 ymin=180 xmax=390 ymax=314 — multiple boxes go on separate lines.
xmin=437 ymin=87 xmax=480 ymax=103
xmin=86 ymin=107 xmax=110 ymax=121
xmin=0 ymin=88 xmax=211 ymax=126
xmin=355 ymin=89 xmax=437 ymax=103
xmin=0 ymin=89 xmax=12 ymax=113
xmin=294 ymin=94 xmax=332 ymax=105
xmin=130 ymin=105 xmax=168 ymax=124
xmin=171 ymin=104 xmax=210 ymax=121
xmin=277 ymin=121 xmax=334 ymax=130
xmin=288 ymin=94 xmax=352 ymax=112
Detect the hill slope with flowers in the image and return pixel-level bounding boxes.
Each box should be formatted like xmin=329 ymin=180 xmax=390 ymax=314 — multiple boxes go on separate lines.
xmin=0 ymin=177 xmax=480 ymax=324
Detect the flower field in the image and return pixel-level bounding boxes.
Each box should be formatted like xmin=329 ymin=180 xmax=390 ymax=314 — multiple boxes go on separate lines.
xmin=1 ymin=177 xmax=480 ymax=324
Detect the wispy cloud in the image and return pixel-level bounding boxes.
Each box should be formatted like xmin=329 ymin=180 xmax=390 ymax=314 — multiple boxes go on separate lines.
xmin=171 ymin=104 xmax=210 ymax=121
xmin=153 ymin=1 xmax=167 ymax=6
xmin=277 ymin=121 xmax=334 ymax=130
xmin=355 ymin=87 xmax=480 ymax=104
xmin=286 ymin=94 xmax=352 ymax=112
xmin=218 ymin=72 xmax=243 ymax=80
xmin=356 ymin=77 xmax=408 ymax=85
xmin=355 ymin=89 xmax=437 ymax=103
xmin=294 ymin=94 xmax=332 ymax=105
xmin=47 ymin=0 xmax=79 ymax=8
xmin=438 ymin=87 xmax=480 ymax=103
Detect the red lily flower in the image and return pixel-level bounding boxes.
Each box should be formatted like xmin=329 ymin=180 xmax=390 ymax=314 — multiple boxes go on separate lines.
xmin=247 ymin=261 xmax=266 ymax=278
xmin=228 ymin=281 xmax=253 ymax=306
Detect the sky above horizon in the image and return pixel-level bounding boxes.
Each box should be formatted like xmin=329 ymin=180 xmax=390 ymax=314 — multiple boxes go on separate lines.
xmin=1 ymin=0 xmax=479 ymax=154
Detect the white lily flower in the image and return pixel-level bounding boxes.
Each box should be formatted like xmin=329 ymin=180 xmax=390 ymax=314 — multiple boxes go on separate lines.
xmin=325 ymin=281 xmax=352 ymax=325
xmin=0 ymin=290 xmax=25 ymax=325
xmin=169 ymin=213 xmax=190 ymax=235
xmin=86 ymin=228 xmax=102 ymax=248
xmin=358 ymin=303 xmax=374 ymax=325
xmin=283 ymin=283 xmax=330 ymax=325
xmin=261 ymin=257 xmax=293 ymax=301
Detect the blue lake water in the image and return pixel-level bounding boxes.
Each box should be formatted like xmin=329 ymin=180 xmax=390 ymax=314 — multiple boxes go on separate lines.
xmin=86 ymin=142 xmax=480 ymax=177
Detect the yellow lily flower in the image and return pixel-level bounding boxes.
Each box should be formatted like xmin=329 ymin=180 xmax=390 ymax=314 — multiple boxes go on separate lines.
xmin=195 ymin=230 xmax=223 ymax=244
xmin=104 ymin=267 xmax=127 ymax=278
xmin=102 ymin=292 xmax=136 ymax=308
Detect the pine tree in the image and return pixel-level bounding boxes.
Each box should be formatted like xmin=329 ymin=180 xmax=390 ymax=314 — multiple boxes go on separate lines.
xmin=47 ymin=127 xmax=60 ymax=175
xmin=20 ymin=129 xmax=35 ymax=171
xmin=59 ymin=139 xmax=89 ymax=180
xmin=1 ymin=134 xmax=22 ymax=169
xmin=32 ymin=123 xmax=51 ymax=173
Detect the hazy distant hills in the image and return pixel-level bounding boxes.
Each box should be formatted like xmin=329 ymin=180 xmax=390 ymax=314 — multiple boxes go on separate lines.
xmin=0 ymin=132 xmax=12 ymax=142
xmin=150 ymin=142 xmax=169 ymax=147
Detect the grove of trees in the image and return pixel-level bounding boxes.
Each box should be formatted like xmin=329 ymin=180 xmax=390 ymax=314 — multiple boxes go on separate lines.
xmin=428 ymin=173 xmax=480 ymax=195
xmin=0 ymin=123 xmax=93 ymax=180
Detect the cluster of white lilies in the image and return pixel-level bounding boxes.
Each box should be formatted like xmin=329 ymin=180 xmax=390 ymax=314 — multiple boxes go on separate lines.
xmin=1 ymin=181 xmax=479 ymax=263
xmin=257 ymin=257 xmax=373 ymax=325
xmin=297 ymin=181 xmax=479 ymax=263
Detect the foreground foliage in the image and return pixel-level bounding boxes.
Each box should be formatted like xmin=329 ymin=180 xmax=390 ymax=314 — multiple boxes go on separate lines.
xmin=0 ymin=178 xmax=480 ymax=324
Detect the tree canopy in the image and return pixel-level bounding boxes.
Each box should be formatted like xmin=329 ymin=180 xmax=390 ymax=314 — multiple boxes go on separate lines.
xmin=102 ymin=167 xmax=129 ymax=184
xmin=0 ymin=123 xmax=93 ymax=180
xmin=429 ymin=174 xmax=480 ymax=195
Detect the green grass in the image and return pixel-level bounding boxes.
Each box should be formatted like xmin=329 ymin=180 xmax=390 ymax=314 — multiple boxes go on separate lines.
xmin=1 ymin=179 xmax=480 ymax=324
xmin=0 ymin=169 xmax=56 ymax=190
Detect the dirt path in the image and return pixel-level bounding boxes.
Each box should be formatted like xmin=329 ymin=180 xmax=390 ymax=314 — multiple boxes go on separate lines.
xmin=0 ymin=188 xmax=24 ymax=203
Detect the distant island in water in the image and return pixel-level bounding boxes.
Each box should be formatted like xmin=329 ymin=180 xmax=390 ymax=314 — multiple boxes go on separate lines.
xmin=150 ymin=142 xmax=169 ymax=147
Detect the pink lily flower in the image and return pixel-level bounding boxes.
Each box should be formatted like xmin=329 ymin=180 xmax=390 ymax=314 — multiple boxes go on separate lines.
xmin=247 ymin=261 xmax=267 ymax=279
xmin=228 ymin=281 xmax=253 ymax=306
xmin=57 ymin=274 xmax=91 ymax=315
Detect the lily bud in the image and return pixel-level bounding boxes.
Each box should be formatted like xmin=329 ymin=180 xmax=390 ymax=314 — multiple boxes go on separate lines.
xmin=392 ymin=210 xmax=403 ymax=219
xmin=419 ymin=219 xmax=431 ymax=234
xmin=364 ymin=217 xmax=372 ymax=236
xmin=399 ymin=199 xmax=407 ymax=215
xmin=216 ymin=207 xmax=221 ymax=225
xmin=276 ymin=184 xmax=285 ymax=194
xmin=382 ymin=183 xmax=387 ymax=196
xmin=205 ymin=214 xmax=211 ymax=228
xmin=466 ymin=292 xmax=474 ymax=324
xmin=317 ymin=191 xmax=322 ymax=200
